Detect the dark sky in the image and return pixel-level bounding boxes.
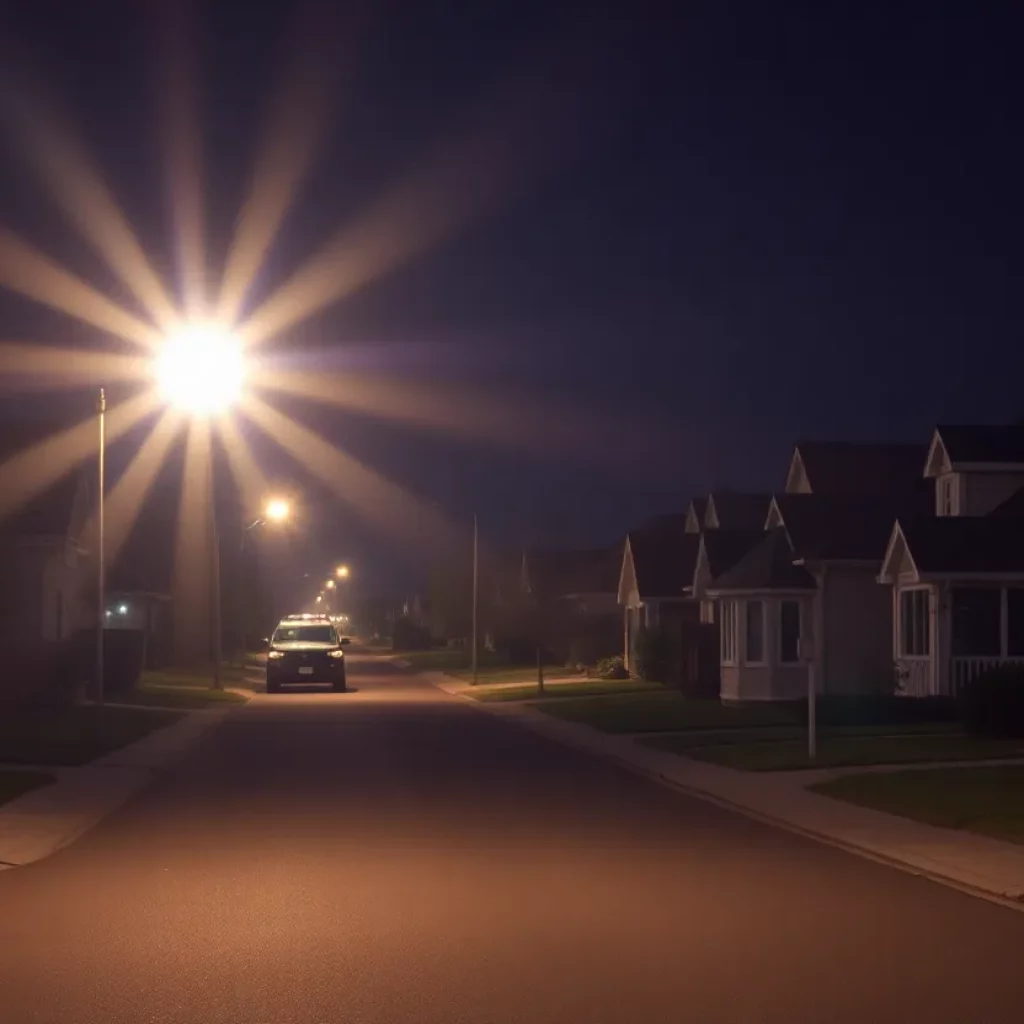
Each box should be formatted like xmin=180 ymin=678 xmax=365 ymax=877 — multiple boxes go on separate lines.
xmin=1 ymin=1 xmax=1023 ymax=593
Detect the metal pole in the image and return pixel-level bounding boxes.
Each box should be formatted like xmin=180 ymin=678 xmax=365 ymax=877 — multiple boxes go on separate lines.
xmin=808 ymin=661 xmax=817 ymax=761
xmin=96 ymin=388 xmax=106 ymax=706
xmin=210 ymin=458 xmax=222 ymax=690
xmin=471 ymin=512 xmax=479 ymax=686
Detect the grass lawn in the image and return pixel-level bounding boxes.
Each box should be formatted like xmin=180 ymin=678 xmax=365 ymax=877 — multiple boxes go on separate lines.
xmin=682 ymin=733 xmax=1024 ymax=772
xmin=534 ymin=692 xmax=798 ymax=733
xmin=118 ymin=683 xmax=248 ymax=710
xmin=812 ymin=765 xmax=1024 ymax=845
xmin=469 ymin=678 xmax=664 ymax=702
xmin=0 ymin=770 xmax=54 ymax=808
xmin=0 ymin=705 xmax=183 ymax=766
xmin=396 ymin=649 xmax=567 ymax=683
xmin=141 ymin=666 xmax=248 ymax=688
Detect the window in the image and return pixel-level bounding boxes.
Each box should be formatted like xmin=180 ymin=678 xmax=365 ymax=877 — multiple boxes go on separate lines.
xmin=744 ymin=600 xmax=765 ymax=664
xmin=899 ymin=589 xmax=930 ymax=656
xmin=951 ymin=587 xmax=1001 ymax=657
xmin=779 ymin=600 xmax=801 ymax=663
xmin=937 ymin=474 xmax=957 ymax=516
xmin=271 ymin=624 xmax=338 ymax=644
xmin=1008 ymin=589 xmax=1024 ymax=657
xmin=720 ymin=600 xmax=737 ymax=664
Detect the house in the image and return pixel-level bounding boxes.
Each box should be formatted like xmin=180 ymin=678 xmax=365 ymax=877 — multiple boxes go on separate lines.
xmin=879 ymin=425 xmax=1024 ymax=697
xmin=702 ymin=492 xmax=774 ymax=531
xmin=683 ymin=497 xmax=708 ymax=534
xmin=706 ymin=441 xmax=929 ymax=701
xmin=0 ymin=425 xmax=94 ymax=649
xmin=617 ymin=514 xmax=704 ymax=685
xmin=522 ymin=544 xmax=622 ymax=665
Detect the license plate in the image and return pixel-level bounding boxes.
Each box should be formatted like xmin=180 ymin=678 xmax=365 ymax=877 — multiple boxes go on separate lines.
xmin=298 ymin=667 xmax=313 ymax=676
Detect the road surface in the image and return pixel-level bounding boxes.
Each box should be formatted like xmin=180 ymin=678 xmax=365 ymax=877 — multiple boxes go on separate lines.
xmin=1 ymin=653 xmax=1023 ymax=1022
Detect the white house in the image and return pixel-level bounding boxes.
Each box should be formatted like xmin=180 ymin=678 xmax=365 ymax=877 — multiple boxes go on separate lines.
xmin=879 ymin=425 xmax=1024 ymax=696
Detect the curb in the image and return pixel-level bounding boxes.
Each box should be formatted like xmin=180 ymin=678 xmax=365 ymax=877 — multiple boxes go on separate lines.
xmin=421 ymin=669 xmax=1024 ymax=912
xmin=0 ymin=706 xmax=232 ymax=870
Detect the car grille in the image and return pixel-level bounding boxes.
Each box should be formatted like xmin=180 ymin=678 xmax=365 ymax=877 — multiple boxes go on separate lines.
xmin=276 ymin=651 xmax=336 ymax=674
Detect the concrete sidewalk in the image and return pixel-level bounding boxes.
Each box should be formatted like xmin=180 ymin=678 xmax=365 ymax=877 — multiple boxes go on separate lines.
xmin=425 ymin=671 xmax=1024 ymax=908
xmin=0 ymin=707 xmax=231 ymax=869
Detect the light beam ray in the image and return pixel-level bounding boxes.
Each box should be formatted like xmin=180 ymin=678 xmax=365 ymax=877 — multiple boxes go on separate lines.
xmin=250 ymin=367 xmax=666 ymax=466
xmin=0 ymin=389 xmax=162 ymax=522
xmin=172 ymin=419 xmax=214 ymax=666
xmin=2 ymin=83 xmax=177 ymax=328
xmin=0 ymin=230 xmax=164 ymax=350
xmin=214 ymin=414 xmax=268 ymax=513
xmin=0 ymin=342 xmax=147 ymax=391
xmin=240 ymin=393 xmax=456 ymax=547
xmin=81 ymin=409 xmax=184 ymax=566
xmin=215 ymin=26 xmax=337 ymax=325
xmin=156 ymin=0 xmax=206 ymax=317
xmin=238 ymin=59 xmax=585 ymax=349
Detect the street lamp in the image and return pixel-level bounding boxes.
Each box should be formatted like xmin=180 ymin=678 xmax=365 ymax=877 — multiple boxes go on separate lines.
xmin=336 ymin=564 xmax=350 ymax=579
xmin=264 ymin=497 xmax=290 ymax=523
xmin=153 ymin=321 xmax=244 ymax=690
xmin=240 ymin=496 xmax=292 ymax=660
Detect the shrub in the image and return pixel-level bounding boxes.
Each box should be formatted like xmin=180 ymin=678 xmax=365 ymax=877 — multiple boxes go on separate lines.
xmin=958 ymin=664 xmax=1024 ymax=738
xmin=594 ymin=655 xmax=628 ymax=680
xmin=634 ymin=627 xmax=672 ymax=683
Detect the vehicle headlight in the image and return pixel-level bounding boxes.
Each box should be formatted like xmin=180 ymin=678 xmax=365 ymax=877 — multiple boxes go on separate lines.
xmin=267 ymin=651 xmax=285 ymax=660
xmin=328 ymin=650 xmax=345 ymax=659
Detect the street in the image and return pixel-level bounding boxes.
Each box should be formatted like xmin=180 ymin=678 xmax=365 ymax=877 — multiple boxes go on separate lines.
xmin=1 ymin=654 xmax=1023 ymax=1023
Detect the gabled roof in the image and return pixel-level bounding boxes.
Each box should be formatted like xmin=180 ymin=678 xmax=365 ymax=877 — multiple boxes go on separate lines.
xmin=991 ymin=485 xmax=1024 ymax=517
xmin=880 ymin=516 xmax=1024 ymax=581
xmin=621 ymin=515 xmax=699 ymax=599
xmin=708 ymin=528 xmax=815 ymax=593
xmin=789 ymin=440 xmax=928 ymax=495
xmin=925 ymin=425 xmax=1024 ymax=475
xmin=699 ymin=529 xmax=766 ymax=580
xmin=684 ymin=497 xmax=707 ymax=534
xmin=522 ymin=545 xmax=621 ymax=599
xmin=770 ymin=490 xmax=932 ymax=563
xmin=704 ymin=492 xmax=772 ymax=531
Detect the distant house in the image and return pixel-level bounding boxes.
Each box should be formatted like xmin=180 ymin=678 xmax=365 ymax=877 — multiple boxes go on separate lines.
xmin=522 ymin=544 xmax=622 ymax=664
xmin=617 ymin=514 xmax=706 ymax=686
xmin=702 ymin=492 xmax=774 ymax=532
xmin=879 ymin=425 xmax=1024 ymax=696
xmin=706 ymin=442 xmax=929 ymax=701
xmin=0 ymin=426 xmax=94 ymax=650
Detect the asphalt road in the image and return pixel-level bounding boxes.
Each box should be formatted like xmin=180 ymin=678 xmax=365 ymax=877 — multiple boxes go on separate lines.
xmin=2 ymin=654 xmax=1023 ymax=1023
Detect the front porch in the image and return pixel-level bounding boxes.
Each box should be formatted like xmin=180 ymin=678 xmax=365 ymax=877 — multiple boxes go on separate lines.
xmin=893 ymin=583 xmax=1024 ymax=697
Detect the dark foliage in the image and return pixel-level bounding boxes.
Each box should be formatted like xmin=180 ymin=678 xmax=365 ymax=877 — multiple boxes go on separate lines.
xmin=958 ymin=665 xmax=1024 ymax=738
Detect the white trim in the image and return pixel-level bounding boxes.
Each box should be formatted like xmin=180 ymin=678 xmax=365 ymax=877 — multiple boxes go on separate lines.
xmin=764 ymin=495 xmax=785 ymax=529
xmin=919 ymin=572 xmax=1024 ymax=582
xmin=948 ymin=462 xmax=1024 ymax=472
xmin=897 ymin=585 xmax=932 ymax=657
xmin=742 ymin=598 xmax=767 ymax=666
xmin=784 ymin=448 xmax=811 ymax=494
xmin=923 ymin=429 xmax=949 ymax=478
xmin=616 ymin=538 xmax=636 ymax=605
xmin=720 ymin=599 xmax=738 ymax=665
xmin=878 ymin=520 xmax=917 ymax=584
xmin=704 ymin=495 xmax=721 ymax=530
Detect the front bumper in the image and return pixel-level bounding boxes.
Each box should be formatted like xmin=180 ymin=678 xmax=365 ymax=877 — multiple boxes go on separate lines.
xmin=266 ymin=655 xmax=345 ymax=684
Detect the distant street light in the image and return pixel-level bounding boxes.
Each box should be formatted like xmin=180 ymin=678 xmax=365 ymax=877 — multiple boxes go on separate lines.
xmin=264 ymin=497 xmax=290 ymax=523
xmin=335 ymin=564 xmax=350 ymax=579
xmin=325 ymin=579 xmax=335 ymax=589
xmin=154 ymin=321 xmax=245 ymax=690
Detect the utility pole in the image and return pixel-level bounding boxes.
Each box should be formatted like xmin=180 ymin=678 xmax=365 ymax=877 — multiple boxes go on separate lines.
xmin=96 ymin=387 xmax=106 ymax=707
xmin=210 ymin=459 xmax=222 ymax=690
xmin=471 ymin=512 xmax=479 ymax=686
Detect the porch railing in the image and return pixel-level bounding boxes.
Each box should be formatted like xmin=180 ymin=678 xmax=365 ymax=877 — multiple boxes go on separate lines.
xmin=952 ymin=656 xmax=1024 ymax=694
xmin=896 ymin=658 xmax=932 ymax=697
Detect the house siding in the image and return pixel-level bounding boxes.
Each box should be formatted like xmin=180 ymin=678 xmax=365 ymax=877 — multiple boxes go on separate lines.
xmin=822 ymin=566 xmax=893 ymax=694
xmin=721 ymin=663 xmax=807 ymax=701
xmin=958 ymin=471 xmax=1024 ymax=516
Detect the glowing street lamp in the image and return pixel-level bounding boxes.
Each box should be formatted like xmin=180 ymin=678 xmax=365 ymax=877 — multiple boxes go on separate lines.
xmin=264 ymin=497 xmax=290 ymax=523
xmin=154 ymin=322 xmax=244 ymax=415
xmin=325 ymin=579 xmax=335 ymax=589
xmin=335 ymin=564 xmax=350 ymax=579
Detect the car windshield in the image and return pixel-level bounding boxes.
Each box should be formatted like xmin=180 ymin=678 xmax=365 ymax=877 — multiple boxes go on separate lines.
xmin=272 ymin=625 xmax=337 ymax=644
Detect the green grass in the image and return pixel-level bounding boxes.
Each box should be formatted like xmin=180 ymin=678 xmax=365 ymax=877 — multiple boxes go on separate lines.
xmin=534 ymin=692 xmax=798 ymax=733
xmin=140 ymin=666 xmax=248 ymax=689
xmin=0 ymin=770 xmax=54 ymax=807
xmin=682 ymin=733 xmax=1024 ymax=772
xmin=0 ymin=705 xmax=184 ymax=766
xmin=470 ymin=678 xmax=665 ymax=702
xmin=813 ymin=765 xmax=1024 ymax=845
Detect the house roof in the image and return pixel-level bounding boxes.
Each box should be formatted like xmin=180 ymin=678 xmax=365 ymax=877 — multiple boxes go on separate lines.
xmin=705 ymin=492 xmax=772 ymax=531
xmin=886 ymin=516 xmax=1024 ymax=577
xmin=930 ymin=425 xmax=1024 ymax=470
xmin=771 ymin=490 xmax=932 ymax=563
xmin=685 ymin=497 xmax=708 ymax=533
xmin=709 ymin=528 xmax=816 ymax=592
xmin=699 ymin=529 xmax=766 ymax=580
xmin=992 ymin=485 xmax=1024 ymax=517
xmin=523 ymin=545 xmax=621 ymax=598
xmin=793 ymin=440 xmax=928 ymax=495
xmin=626 ymin=517 xmax=700 ymax=598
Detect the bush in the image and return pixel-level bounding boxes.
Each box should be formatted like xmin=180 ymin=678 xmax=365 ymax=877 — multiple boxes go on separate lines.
xmin=594 ymin=655 xmax=628 ymax=680
xmin=634 ymin=627 xmax=672 ymax=683
xmin=958 ymin=665 xmax=1024 ymax=738
xmin=391 ymin=617 xmax=432 ymax=652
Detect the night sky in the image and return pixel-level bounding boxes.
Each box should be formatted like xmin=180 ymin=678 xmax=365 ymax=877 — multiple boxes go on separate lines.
xmin=1 ymin=1 xmax=1023 ymax=593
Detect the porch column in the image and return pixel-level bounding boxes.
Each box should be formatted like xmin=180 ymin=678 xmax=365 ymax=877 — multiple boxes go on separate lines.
xmin=933 ymin=585 xmax=948 ymax=696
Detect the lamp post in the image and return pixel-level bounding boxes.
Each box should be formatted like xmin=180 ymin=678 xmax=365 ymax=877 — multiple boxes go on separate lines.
xmin=96 ymin=387 xmax=106 ymax=706
xmin=153 ymin=321 xmax=243 ymax=689
xmin=471 ymin=512 xmax=478 ymax=686
xmin=239 ymin=498 xmax=291 ymax=656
